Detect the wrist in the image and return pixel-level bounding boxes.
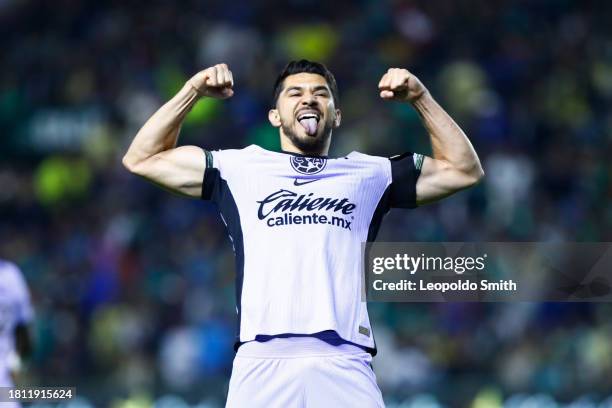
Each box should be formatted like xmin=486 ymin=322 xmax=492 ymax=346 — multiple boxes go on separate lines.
xmin=409 ymin=90 xmax=432 ymax=108
xmin=167 ymin=82 xmax=204 ymax=118
xmin=186 ymin=80 xmax=205 ymax=98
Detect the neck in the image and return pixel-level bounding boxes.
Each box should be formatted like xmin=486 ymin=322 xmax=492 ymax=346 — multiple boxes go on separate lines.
xmin=279 ymin=132 xmax=331 ymax=156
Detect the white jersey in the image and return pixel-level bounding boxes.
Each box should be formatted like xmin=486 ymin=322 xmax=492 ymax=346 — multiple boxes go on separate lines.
xmin=202 ymin=145 xmax=422 ymax=353
xmin=0 ymin=260 xmax=33 ymax=386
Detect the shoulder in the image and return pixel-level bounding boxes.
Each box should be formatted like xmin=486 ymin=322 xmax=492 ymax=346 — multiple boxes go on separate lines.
xmin=389 ymin=152 xmax=424 ymax=169
xmin=346 ymin=151 xmax=389 ymax=164
xmin=344 ymin=151 xmax=393 ymax=180
xmin=342 ymin=150 xmax=424 ymax=184
xmin=345 ymin=151 xmax=392 ymax=169
xmin=206 ymin=145 xmax=263 ymax=178
xmin=0 ymin=259 xmax=21 ymax=277
xmin=209 ymin=145 xmax=259 ymax=164
xmin=0 ymin=260 xmax=27 ymax=290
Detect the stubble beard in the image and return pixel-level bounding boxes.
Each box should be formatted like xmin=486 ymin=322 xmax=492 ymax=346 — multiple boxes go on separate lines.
xmin=281 ymin=118 xmax=333 ymax=155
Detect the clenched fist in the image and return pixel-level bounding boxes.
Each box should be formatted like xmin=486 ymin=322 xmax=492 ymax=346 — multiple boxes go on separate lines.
xmin=378 ymin=68 xmax=428 ymax=103
xmin=188 ymin=63 xmax=234 ymax=99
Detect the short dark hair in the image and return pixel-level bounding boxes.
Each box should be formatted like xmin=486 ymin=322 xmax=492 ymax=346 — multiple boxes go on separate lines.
xmin=271 ymin=60 xmax=340 ymax=108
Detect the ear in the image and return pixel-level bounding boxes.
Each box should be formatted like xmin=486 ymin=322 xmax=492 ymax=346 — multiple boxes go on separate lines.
xmin=333 ymin=109 xmax=342 ymax=128
xmin=268 ymin=109 xmax=281 ymax=127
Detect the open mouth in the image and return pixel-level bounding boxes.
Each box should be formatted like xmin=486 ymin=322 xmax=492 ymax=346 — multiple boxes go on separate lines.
xmin=297 ymin=111 xmax=320 ymax=136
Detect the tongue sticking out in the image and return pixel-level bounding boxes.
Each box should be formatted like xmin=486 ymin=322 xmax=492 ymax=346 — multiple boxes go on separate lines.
xmin=299 ymin=118 xmax=318 ymax=135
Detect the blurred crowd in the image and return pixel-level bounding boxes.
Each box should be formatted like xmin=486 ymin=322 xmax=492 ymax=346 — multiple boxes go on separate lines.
xmin=1 ymin=0 xmax=612 ymax=406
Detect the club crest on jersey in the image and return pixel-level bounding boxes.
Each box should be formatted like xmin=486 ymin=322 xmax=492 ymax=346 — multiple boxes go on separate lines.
xmin=290 ymin=156 xmax=327 ymax=175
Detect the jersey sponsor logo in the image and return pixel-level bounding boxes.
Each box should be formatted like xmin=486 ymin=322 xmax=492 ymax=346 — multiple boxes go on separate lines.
xmin=257 ymin=189 xmax=355 ymax=230
xmin=290 ymin=156 xmax=327 ymax=175
xmin=293 ymin=178 xmax=320 ymax=186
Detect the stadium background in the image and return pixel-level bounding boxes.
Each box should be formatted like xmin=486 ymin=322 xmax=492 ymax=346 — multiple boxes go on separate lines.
xmin=2 ymin=0 xmax=612 ymax=406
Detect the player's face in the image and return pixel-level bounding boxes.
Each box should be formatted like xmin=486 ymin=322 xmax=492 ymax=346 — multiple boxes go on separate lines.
xmin=269 ymin=73 xmax=341 ymax=154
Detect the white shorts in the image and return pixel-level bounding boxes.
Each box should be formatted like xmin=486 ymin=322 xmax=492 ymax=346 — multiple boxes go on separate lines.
xmin=226 ymin=337 xmax=385 ymax=408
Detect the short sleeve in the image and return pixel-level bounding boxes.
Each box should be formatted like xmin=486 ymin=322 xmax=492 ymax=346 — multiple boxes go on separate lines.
xmin=388 ymin=152 xmax=424 ymax=209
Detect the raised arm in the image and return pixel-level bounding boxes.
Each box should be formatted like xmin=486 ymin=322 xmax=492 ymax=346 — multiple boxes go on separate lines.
xmin=378 ymin=68 xmax=484 ymax=205
xmin=122 ymin=63 xmax=234 ymax=197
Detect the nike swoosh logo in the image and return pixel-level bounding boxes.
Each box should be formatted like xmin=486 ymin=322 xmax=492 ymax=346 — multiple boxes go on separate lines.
xmin=293 ymin=178 xmax=320 ymax=186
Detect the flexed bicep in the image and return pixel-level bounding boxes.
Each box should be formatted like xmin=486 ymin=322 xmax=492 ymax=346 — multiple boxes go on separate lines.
xmin=122 ymin=63 xmax=234 ymax=198
xmin=128 ymin=145 xmax=207 ymax=198
xmin=416 ymin=156 xmax=482 ymax=205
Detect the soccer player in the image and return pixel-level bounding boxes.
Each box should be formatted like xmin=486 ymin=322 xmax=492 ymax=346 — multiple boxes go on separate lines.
xmin=0 ymin=260 xmax=34 ymax=407
xmin=123 ymin=60 xmax=483 ymax=407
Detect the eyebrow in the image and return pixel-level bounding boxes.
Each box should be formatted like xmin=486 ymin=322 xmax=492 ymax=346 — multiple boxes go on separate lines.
xmin=285 ymin=85 xmax=330 ymax=93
